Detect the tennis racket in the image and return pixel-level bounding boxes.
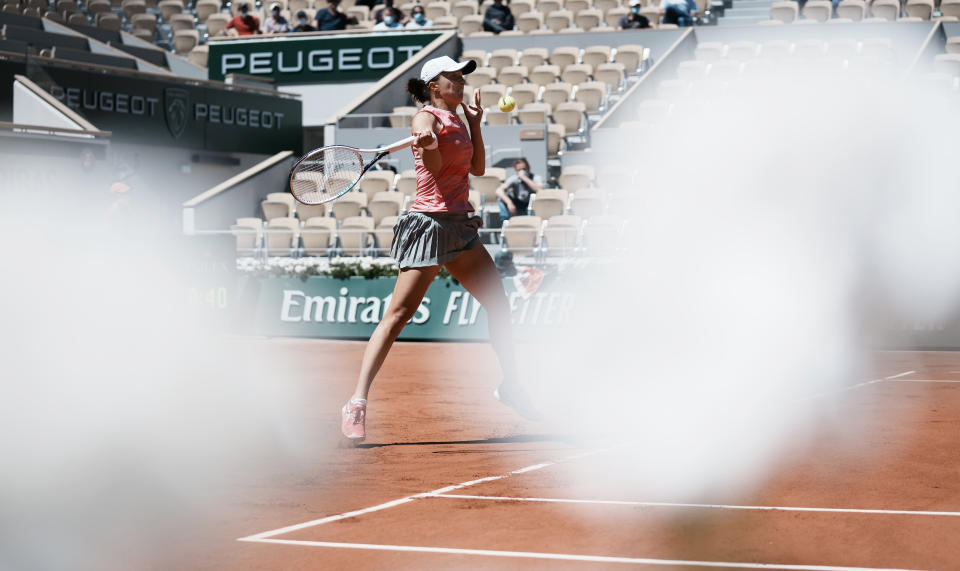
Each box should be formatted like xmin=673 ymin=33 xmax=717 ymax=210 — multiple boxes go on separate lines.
xmin=288 ymin=135 xmax=418 ymax=205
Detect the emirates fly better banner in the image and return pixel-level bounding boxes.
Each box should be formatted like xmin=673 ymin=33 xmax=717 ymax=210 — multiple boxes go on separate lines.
xmin=207 ymin=31 xmax=442 ymax=84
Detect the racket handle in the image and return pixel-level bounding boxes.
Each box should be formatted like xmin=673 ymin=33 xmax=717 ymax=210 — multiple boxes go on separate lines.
xmin=380 ymin=135 xmax=418 ymax=153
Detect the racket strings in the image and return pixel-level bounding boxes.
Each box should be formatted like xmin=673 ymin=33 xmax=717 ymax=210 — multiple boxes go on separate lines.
xmin=291 ymin=147 xmax=364 ymax=204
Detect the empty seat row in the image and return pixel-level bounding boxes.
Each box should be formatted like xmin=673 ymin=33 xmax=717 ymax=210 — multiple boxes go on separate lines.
xmin=232 ymin=215 xmax=399 ymax=258
xmin=501 ymin=214 xmax=626 ymax=258
xmin=769 ymin=0 xmax=960 ymax=22
xmin=462 ymin=45 xmax=646 ymax=76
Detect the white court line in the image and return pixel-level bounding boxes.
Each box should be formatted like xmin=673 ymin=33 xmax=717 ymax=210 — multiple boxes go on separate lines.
xmin=237 ymin=448 xmax=607 ymax=541
xmin=427 ymin=494 xmax=960 ymax=517
xmin=883 ymin=371 xmax=917 ymax=380
xmin=800 ymin=370 xmax=915 ymax=402
xmin=886 ymin=379 xmax=960 ymax=384
xmin=240 ymin=538 xmax=922 ymax=571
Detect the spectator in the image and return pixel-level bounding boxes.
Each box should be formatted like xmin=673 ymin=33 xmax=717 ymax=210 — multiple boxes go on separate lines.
xmin=373 ymin=7 xmax=404 ymax=28
xmin=314 ymin=0 xmax=357 ymax=30
xmin=264 ymin=2 xmax=290 ymax=33
xmin=373 ymin=0 xmax=406 ymax=24
xmin=405 ymin=4 xmax=433 ymax=27
xmin=483 ymin=0 xmax=514 ymax=33
xmin=496 ymin=158 xmax=543 ymax=221
xmin=660 ymin=0 xmax=698 ymax=26
xmin=226 ymin=2 xmax=262 ymax=35
xmin=619 ymin=0 xmax=651 ymax=28
xmin=291 ymin=9 xmax=316 ymax=31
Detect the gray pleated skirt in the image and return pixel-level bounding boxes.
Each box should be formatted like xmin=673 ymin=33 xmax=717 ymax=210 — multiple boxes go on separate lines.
xmin=390 ymin=211 xmax=483 ymax=269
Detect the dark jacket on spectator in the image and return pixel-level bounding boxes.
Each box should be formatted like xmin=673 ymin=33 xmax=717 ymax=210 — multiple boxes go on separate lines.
xmin=483 ymin=2 xmax=514 ymax=32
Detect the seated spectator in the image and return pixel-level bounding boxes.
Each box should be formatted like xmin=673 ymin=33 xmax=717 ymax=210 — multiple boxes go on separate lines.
xmin=227 ymin=2 xmax=262 ymax=35
xmin=619 ymin=0 xmax=651 ymax=28
xmin=291 ymin=9 xmax=316 ymax=31
xmin=405 ymin=4 xmax=433 ymax=27
xmin=314 ymin=0 xmax=357 ymax=30
xmin=373 ymin=0 xmax=406 ymax=24
xmin=660 ymin=0 xmax=698 ymax=26
xmin=483 ymin=0 xmax=514 ymax=33
xmin=373 ymin=7 xmax=404 ymax=28
xmin=496 ymin=158 xmax=543 ymax=221
xmin=264 ymin=2 xmax=290 ymax=33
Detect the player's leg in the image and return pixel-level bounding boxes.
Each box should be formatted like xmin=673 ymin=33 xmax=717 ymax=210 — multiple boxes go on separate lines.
xmin=350 ymin=265 xmax=440 ymax=401
xmin=444 ymin=243 xmax=540 ymax=419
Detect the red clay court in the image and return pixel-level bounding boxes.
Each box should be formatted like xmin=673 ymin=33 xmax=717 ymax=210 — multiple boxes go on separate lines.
xmin=182 ymin=342 xmax=960 ymax=570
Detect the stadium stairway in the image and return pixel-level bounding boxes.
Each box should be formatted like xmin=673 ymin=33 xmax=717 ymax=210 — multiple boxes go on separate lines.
xmin=717 ymin=0 xmax=776 ymax=25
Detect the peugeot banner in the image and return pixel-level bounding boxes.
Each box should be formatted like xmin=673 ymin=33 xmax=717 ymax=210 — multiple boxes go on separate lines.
xmin=207 ymin=31 xmax=443 ymax=84
xmin=0 ymin=58 xmax=302 ymax=154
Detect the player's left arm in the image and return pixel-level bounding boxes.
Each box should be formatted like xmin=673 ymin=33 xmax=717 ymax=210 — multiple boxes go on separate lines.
xmin=461 ymin=90 xmax=485 ymax=177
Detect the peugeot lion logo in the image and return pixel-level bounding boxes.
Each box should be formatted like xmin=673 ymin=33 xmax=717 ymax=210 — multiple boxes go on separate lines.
xmin=164 ymin=88 xmax=189 ymax=139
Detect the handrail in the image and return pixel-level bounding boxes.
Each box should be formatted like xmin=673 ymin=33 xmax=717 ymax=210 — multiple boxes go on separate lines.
xmin=0 ymin=120 xmax=111 ymax=137
xmin=14 ymin=73 xmax=100 ymax=131
xmin=905 ymin=21 xmax=943 ymax=77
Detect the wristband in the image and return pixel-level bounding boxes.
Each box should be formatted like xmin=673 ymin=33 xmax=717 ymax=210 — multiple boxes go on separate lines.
xmin=422 ymin=138 xmax=438 ymax=151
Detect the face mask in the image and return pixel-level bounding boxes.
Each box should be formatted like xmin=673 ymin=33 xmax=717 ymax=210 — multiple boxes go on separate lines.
xmin=299 ymin=16 xmax=307 ymax=23
xmin=384 ymin=15 xmax=395 ymax=24
xmin=631 ymin=5 xmax=639 ymax=12
xmin=414 ymin=12 xmax=424 ymax=21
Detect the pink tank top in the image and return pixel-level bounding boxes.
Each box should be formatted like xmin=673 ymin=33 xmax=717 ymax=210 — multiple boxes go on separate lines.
xmin=410 ymin=105 xmax=474 ymax=212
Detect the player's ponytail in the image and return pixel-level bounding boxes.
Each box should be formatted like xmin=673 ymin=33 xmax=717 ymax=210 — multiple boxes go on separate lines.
xmin=407 ymin=78 xmax=430 ymax=104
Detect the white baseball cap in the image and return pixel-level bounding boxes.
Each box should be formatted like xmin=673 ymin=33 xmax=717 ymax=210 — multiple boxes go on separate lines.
xmin=629 ymin=0 xmax=641 ymax=6
xmin=419 ymin=55 xmax=477 ymax=82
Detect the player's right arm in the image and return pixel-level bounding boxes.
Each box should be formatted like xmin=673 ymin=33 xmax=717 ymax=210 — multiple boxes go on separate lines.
xmin=412 ymin=112 xmax=442 ymax=176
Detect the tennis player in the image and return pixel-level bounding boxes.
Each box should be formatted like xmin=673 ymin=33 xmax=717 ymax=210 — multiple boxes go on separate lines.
xmin=341 ymin=55 xmax=540 ymax=441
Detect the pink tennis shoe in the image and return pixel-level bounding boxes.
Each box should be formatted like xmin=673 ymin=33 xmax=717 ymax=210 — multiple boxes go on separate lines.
xmin=341 ymin=398 xmax=367 ymax=441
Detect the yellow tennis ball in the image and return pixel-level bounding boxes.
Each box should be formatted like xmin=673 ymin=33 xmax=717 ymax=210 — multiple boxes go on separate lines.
xmin=498 ymin=95 xmax=516 ymax=112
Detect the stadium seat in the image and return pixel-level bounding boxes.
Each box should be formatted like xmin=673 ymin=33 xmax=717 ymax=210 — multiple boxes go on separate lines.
xmin=581 ymin=45 xmax=611 ymax=69
xmin=131 ymin=12 xmax=157 ymax=35
xmin=870 ymin=0 xmax=899 ymax=19
xmin=580 ymin=215 xmax=622 ymax=256
xmin=561 ymin=63 xmax=593 ymax=84
xmin=612 ymin=44 xmax=644 ymax=75
xmin=509 ymin=83 xmax=540 ymax=108
xmin=542 ymin=82 xmax=574 ymax=110
xmin=194 ymin=0 xmax=221 ymax=22
xmin=97 ymin=12 xmax=121 ymax=30
xmin=331 ymin=192 xmax=368 ymax=221
xmin=575 ymin=8 xmax=602 ymax=30
xmin=453 ymin=0 xmax=478 ymax=19
xmin=489 ymin=48 xmax=518 ymax=72
xmin=565 ymin=0 xmax=592 ymax=14
xmin=266 ymin=217 xmax=300 ymax=257
xmin=795 ymin=38 xmax=826 ymax=58
xmin=169 ymin=12 xmax=196 ymax=32
xmin=640 ymin=5 xmax=660 ymax=25
xmin=833 ymin=0 xmax=864 ymax=19
xmin=388 ymin=106 xmax=416 ymax=128
xmin=694 ymin=42 xmax=725 ymax=61
xmin=396 ymin=170 xmax=418 ymax=197
xmin=605 ymin=6 xmax=628 ymax=27
xmin=459 ymin=13 xmax=484 ymax=34
xmin=501 ymin=215 xmax=542 ymax=255
xmin=519 ymin=47 xmax=548 ymax=68
xmin=358 ymin=170 xmax=395 ymax=194
xmin=173 ymin=29 xmax=198 ymax=54
xmin=942 ymin=0 xmax=960 ymax=17
xmin=231 ymin=217 xmax=263 ymax=256
xmin=770 ymin=1 xmax=798 ymax=22
xmin=550 ymin=46 xmax=580 ymax=69
xmin=547 ymin=123 xmax=566 ymax=158
xmin=574 ymin=81 xmax=606 ymax=113
xmin=466 ymin=66 xmax=496 ymax=87
xmin=724 ymin=41 xmax=758 ymax=61
xmin=486 ymin=110 xmax=512 ymax=125
xmin=206 ymin=12 xmax=230 ymax=36
xmin=425 ymin=0 xmax=450 ymax=19
xmin=372 ymin=216 xmax=398 ymax=256
xmin=553 ymin=101 xmax=586 ymax=134
xmin=467 ymin=190 xmax=481 ymax=213
xmin=460 ymin=49 xmax=487 ymax=68
xmin=529 ymin=64 xmax=561 ymax=87
xmin=262 ymin=192 xmax=295 ymax=219
xmin=470 ymin=167 xmax=506 ymax=204
xmin=479 ymin=83 xmax=508 ymax=108
xmin=121 ymin=0 xmax=147 ymax=20
xmin=593 ymin=62 xmax=625 ymax=90
xmin=158 ymin=0 xmax=183 ymax=20
xmin=569 ymin=188 xmax=605 ymax=218
xmin=539 ymin=0 xmax=563 ymax=12
xmin=516 ymin=11 xmax=543 ymax=32
xmin=557 ymin=164 xmax=594 ymax=191
xmin=301 ymin=217 xmax=337 ymax=257
xmin=761 ymin=40 xmax=793 ymax=59
xmin=595 ymin=0 xmax=618 ymax=11
xmin=541 ymin=214 xmax=582 ymax=256
xmin=295 ymin=202 xmax=326 ymax=222
xmin=511 ymin=0 xmax=534 ymax=15
xmin=339 ymin=216 xmax=375 ymax=256
xmin=530 ymin=187 xmax=568 ymax=219
xmin=802 ymin=0 xmax=832 ymax=21
xmin=905 ymin=0 xmax=934 ymax=19
xmin=861 ymin=37 xmax=894 ymax=61
xmin=188 ymin=44 xmax=208 ymax=67
xmin=516 ymin=101 xmax=551 ymax=124
xmin=367 ymin=191 xmax=404 ymax=226
xmin=498 ymin=65 xmax=528 ymax=88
